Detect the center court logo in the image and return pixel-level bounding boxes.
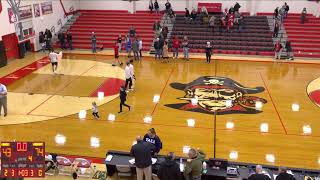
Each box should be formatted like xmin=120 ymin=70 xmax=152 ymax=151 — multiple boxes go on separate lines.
xmin=165 ymin=76 xmax=267 ymax=115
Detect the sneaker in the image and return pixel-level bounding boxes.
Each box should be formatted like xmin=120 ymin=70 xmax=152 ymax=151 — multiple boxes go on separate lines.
xmin=128 ymin=106 xmax=131 ymax=111
xmin=4 ymin=114 xmax=7 ymax=117
xmin=118 ymin=111 xmax=122 ymax=114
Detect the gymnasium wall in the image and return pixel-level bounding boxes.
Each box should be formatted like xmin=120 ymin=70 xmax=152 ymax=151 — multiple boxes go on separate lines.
xmin=0 ymin=0 xmax=16 ymax=41
xmin=78 ymin=0 xmax=320 ymax=16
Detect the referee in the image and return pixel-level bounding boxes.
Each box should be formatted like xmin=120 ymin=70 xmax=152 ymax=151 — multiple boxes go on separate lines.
xmin=0 ymin=83 xmax=8 ymax=117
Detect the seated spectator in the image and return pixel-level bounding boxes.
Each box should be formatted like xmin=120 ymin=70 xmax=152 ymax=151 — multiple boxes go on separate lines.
xmin=274 ymin=40 xmax=283 ymax=59
xmin=276 ymin=167 xmax=296 ymax=180
xmin=130 ymin=136 xmax=153 ymax=180
xmin=234 ymin=2 xmax=241 ymax=12
xmin=273 ymin=20 xmax=280 ymax=38
xmin=143 ymin=128 xmax=162 ymax=155
xmin=301 ymin=7 xmax=307 ymax=24
xmin=157 ymin=152 xmax=182 ymax=180
xmin=183 ymin=148 xmax=206 ymax=180
xmin=129 ymin=26 xmax=136 ymax=37
xmin=153 ymin=21 xmax=162 ymax=32
xmin=165 ymin=0 xmax=171 ymax=14
xmin=154 ymin=0 xmax=159 ymax=13
xmin=149 ymin=0 xmax=154 ymax=13
xmin=248 ymin=165 xmax=271 ymax=180
xmin=190 ymin=8 xmax=197 ymax=20
xmin=209 ymin=16 xmax=215 ymax=32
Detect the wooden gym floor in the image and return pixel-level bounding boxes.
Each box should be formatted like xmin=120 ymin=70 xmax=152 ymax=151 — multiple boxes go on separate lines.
xmin=0 ymin=52 xmax=320 ymax=171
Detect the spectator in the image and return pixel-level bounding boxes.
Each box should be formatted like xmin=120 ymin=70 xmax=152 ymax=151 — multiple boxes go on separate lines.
xmin=149 ymin=0 xmax=154 ymax=13
xmin=209 ymin=16 xmax=215 ymax=32
xmin=172 ymin=36 xmax=180 ymax=59
xmin=67 ymin=31 xmax=73 ymax=50
xmin=39 ymin=32 xmax=45 ymax=52
xmin=45 ymin=29 xmax=52 ymax=44
xmin=284 ymin=2 xmax=289 ymax=18
xmin=285 ymin=40 xmax=294 ymax=60
xmin=273 ymin=20 xmax=280 ymax=38
xmin=185 ymin=8 xmax=190 ymax=18
xmin=279 ymin=6 xmax=285 ymax=24
xmin=130 ymin=136 xmax=153 ymax=180
xmin=301 ymin=7 xmax=307 ymax=24
xmin=165 ymin=0 xmax=171 ymax=14
xmin=0 ymin=83 xmax=8 ymax=117
xmin=129 ymin=26 xmax=136 ymax=37
xmin=182 ymin=36 xmax=189 ymax=60
xmin=113 ymin=42 xmax=123 ymax=66
xmin=234 ymin=10 xmax=241 ymax=24
xmin=248 ymin=165 xmax=271 ymax=180
xmin=143 ymin=128 xmax=162 ymax=155
xmin=138 ymin=38 xmax=143 ymax=58
xmin=229 ymin=6 xmax=234 ymax=14
xmin=117 ymin=34 xmax=122 ymax=52
xmin=154 ymin=0 xmax=159 ymax=13
xmin=71 ymin=162 xmax=79 ymax=180
xmin=190 ymin=8 xmax=197 ymax=21
xmin=274 ymin=7 xmax=279 ymax=19
xmin=162 ymin=26 xmax=168 ymax=39
xmin=132 ymin=38 xmax=140 ymax=60
xmin=205 ymin=42 xmax=213 ymax=63
xmin=157 ymin=152 xmax=182 ymax=180
xmin=153 ymin=20 xmax=162 ymax=32
xmin=159 ymin=36 xmax=165 ymax=58
xmin=58 ymin=32 xmax=65 ymax=49
xmin=200 ymin=6 xmax=209 ymax=23
xmin=154 ymin=38 xmax=161 ymax=60
xmin=276 ymin=167 xmax=296 ymax=180
xmin=162 ymin=41 xmax=169 ymax=62
xmin=274 ymin=40 xmax=283 ymax=60
xmin=183 ymin=148 xmax=206 ymax=180
xmin=227 ymin=13 xmax=235 ymax=32
xmin=125 ymin=35 xmax=132 ymax=57
xmin=91 ymin=32 xmax=97 ymax=53
xmin=234 ymin=2 xmax=241 ymax=12
xmin=168 ymin=9 xmax=176 ymax=23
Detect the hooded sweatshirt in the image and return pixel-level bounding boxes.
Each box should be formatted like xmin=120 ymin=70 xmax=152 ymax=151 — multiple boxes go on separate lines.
xmin=157 ymin=159 xmax=182 ymax=180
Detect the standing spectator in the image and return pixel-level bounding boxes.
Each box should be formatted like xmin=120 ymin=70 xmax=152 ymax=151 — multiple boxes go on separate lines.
xmin=154 ymin=0 xmax=159 ymax=13
xmin=45 ymin=29 xmax=52 ymax=48
xmin=234 ymin=2 xmax=241 ymax=12
xmin=130 ymin=136 xmax=153 ymax=180
xmin=183 ymin=148 xmax=206 ymax=180
xmin=279 ymin=6 xmax=285 ymax=24
xmin=227 ymin=13 xmax=235 ymax=32
xmin=161 ymin=26 xmax=168 ymax=39
xmin=276 ymin=167 xmax=296 ymax=180
xmin=124 ymin=62 xmax=133 ymax=90
xmin=125 ymin=35 xmax=132 ymax=57
xmin=285 ymin=40 xmax=294 ymax=60
xmin=301 ymin=7 xmax=307 ymax=24
xmin=182 ymin=36 xmax=189 ymax=60
xmin=185 ymin=8 xmax=190 ymax=21
xmin=157 ymin=152 xmax=182 ymax=180
xmin=58 ymin=32 xmax=66 ymax=50
xmin=165 ymin=0 xmax=171 ymax=14
xmin=273 ymin=20 xmax=280 ymax=38
xmin=274 ymin=7 xmax=279 ymax=19
xmin=209 ymin=16 xmax=215 ymax=32
xmin=91 ymin=32 xmax=97 ymax=53
xmin=129 ymin=26 xmax=136 ymax=37
xmin=149 ymin=0 xmax=154 ymax=13
xmin=138 ymin=38 xmax=143 ymax=58
xmin=205 ymin=42 xmax=213 ymax=63
xmin=39 ymin=32 xmax=45 ymax=52
xmin=154 ymin=38 xmax=161 ymax=60
xmin=67 ymin=31 xmax=73 ymax=50
xmin=284 ymin=2 xmax=289 ymax=18
xmin=172 ymin=36 xmax=180 ymax=59
xmin=119 ymin=86 xmax=131 ymax=113
xmin=159 ymin=37 xmax=165 ymax=58
xmin=143 ymin=128 xmax=162 ymax=155
xmin=0 ymin=83 xmax=8 ymax=117
xmin=132 ymin=38 xmax=140 ymax=60
xmin=112 ymin=42 xmax=123 ymax=66
xmin=162 ymin=41 xmax=169 ymax=62
xmin=117 ymin=34 xmax=122 ymax=52
xmin=248 ymin=165 xmax=271 ymax=180
xmin=190 ymin=8 xmax=197 ymax=21
xmin=274 ymin=40 xmax=283 ymax=59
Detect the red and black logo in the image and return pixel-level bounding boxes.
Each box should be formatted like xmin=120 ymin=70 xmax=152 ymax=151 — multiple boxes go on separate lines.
xmin=165 ymin=76 xmax=267 ymax=115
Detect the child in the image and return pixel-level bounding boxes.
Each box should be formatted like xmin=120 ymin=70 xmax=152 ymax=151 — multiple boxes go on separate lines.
xmin=92 ymin=102 xmax=100 ymax=119
xmin=112 ymin=42 xmax=123 ymax=66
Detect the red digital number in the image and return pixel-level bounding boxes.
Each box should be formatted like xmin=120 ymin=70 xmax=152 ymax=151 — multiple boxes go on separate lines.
xmin=16 ymin=142 xmax=28 ymax=152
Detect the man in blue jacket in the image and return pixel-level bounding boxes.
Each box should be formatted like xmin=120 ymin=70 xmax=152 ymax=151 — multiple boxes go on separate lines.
xmin=143 ymin=128 xmax=162 ymax=155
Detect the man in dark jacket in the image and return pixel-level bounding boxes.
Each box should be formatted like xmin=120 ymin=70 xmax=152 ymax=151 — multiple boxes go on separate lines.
xmin=276 ymin=167 xmax=296 ymax=180
xmin=67 ymin=31 xmax=73 ymax=50
xmin=131 ymin=136 xmax=153 ymax=180
xmin=234 ymin=2 xmax=241 ymax=12
xmin=165 ymin=0 xmax=171 ymax=14
xmin=58 ymin=32 xmax=66 ymax=49
xmin=119 ymin=86 xmax=130 ymax=113
xmin=157 ymin=152 xmax=181 ymax=180
xmin=248 ymin=165 xmax=271 ymax=180
xmin=143 ymin=128 xmax=162 ymax=155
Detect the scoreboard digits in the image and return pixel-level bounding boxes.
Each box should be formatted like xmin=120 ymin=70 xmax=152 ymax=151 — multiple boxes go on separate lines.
xmin=1 ymin=142 xmax=45 ymax=178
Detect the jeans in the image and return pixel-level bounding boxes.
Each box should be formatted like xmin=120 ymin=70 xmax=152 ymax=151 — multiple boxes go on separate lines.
xmin=155 ymin=49 xmax=161 ymax=59
xmin=172 ymin=48 xmax=179 ymax=58
xmin=183 ymin=47 xmax=189 ymax=59
xmin=92 ymin=41 xmax=96 ymax=53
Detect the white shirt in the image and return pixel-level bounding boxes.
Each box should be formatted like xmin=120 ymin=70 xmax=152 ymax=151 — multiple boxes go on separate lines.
xmin=129 ymin=64 xmax=134 ymax=77
xmin=125 ymin=65 xmax=132 ymax=79
xmin=138 ymin=40 xmax=142 ymax=50
xmin=0 ymin=84 xmax=7 ymax=97
xmin=92 ymin=105 xmax=98 ymax=113
xmin=49 ymin=52 xmax=58 ymax=63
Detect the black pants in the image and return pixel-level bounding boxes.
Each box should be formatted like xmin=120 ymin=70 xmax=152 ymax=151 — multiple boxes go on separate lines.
xmin=206 ymin=53 xmax=211 ymax=63
xmin=92 ymin=112 xmax=99 ymax=118
xmin=120 ymin=100 xmax=130 ymax=112
xmin=125 ymin=78 xmax=132 ymax=89
xmin=139 ymin=49 xmax=142 ymax=57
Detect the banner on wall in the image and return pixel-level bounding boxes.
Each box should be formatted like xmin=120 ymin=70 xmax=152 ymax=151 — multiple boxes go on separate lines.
xmin=18 ymin=5 xmax=33 ymax=20
xmin=7 ymin=8 xmax=17 ymax=23
xmin=41 ymin=2 xmax=53 ymax=15
xmin=33 ymin=4 xmax=40 ymax=17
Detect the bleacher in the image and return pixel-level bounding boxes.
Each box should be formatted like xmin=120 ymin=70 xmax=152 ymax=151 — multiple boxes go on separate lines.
xmin=171 ymin=14 xmax=274 ymax=56
xmin=56 ymin=10 xmax=162 ymax=51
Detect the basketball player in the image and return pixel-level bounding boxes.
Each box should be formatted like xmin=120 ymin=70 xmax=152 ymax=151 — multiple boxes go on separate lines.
xmin=49 ymin=48 xmax=59 ymax=74
xmin=119 ymin=86 xmax=131 ymax=113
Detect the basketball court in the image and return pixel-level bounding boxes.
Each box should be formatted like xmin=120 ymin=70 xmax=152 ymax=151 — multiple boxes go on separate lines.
xmin=1 ymin=52 xmax=320 ymax=170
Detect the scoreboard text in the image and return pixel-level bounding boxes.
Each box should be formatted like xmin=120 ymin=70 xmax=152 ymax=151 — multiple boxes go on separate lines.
xmin=1 ymin=142 xmax=45 ymax=178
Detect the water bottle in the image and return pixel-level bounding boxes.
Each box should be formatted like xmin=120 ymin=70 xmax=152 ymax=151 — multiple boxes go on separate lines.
xmin=202 ymin=162 xmax=207 ymax=174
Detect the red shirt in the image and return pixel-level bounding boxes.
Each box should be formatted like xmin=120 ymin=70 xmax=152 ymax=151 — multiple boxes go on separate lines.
xmin=114 ymin=45 xmax=119 ymax=55
xmin=275 ymin=43 xmax=282 ymax=52
xmin=173 ymin=39 xmax=180 ymax=48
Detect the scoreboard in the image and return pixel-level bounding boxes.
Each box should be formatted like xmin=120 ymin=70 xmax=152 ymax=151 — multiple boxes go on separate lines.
xmin=1 ymin=142 xmax=45 ymax=178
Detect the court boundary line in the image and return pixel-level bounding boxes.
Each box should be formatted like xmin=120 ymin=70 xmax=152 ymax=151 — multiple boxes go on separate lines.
xmin=259 ymin=72 xmax=288 ymax=135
